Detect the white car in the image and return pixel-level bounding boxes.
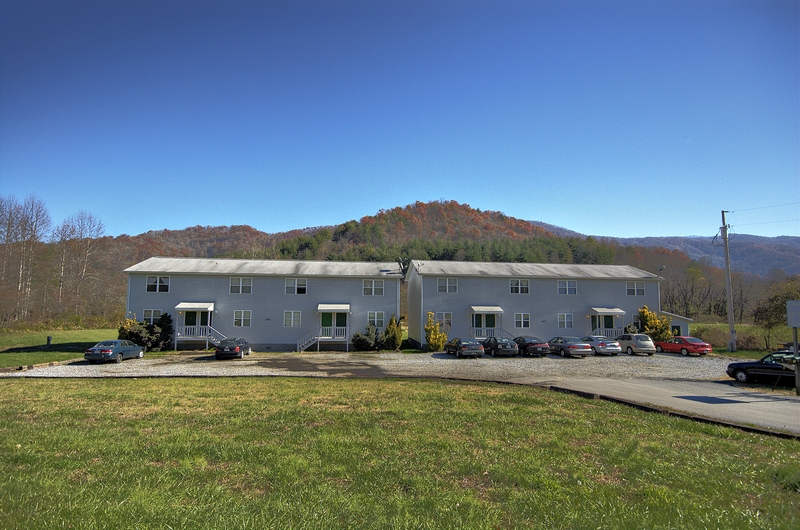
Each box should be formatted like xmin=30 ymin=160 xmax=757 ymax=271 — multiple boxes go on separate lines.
xmin=616 ymin=334 xmax=656 ymax=356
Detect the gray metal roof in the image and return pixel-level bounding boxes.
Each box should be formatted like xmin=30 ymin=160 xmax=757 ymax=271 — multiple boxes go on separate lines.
xmin=125 ymin=257 xmax=404 ymax=277
xmin=409 ymin=260 xmax=658 ymax=280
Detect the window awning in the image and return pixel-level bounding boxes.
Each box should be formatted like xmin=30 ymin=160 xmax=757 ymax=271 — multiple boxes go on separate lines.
xmin=317 ymin=304 xmax=351 ymax=312
xmin=175 ymin=302 xmax=215 ymax=311
xmin=591 ymin=307 xmax=626 ymax=315
xmin=471 ymin=305 xmax=504 ymax=313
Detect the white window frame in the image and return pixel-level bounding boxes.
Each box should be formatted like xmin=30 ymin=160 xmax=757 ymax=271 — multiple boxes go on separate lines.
xmin=234 ymin=310 xmax=251 ymax=327
xmin=435 ymin=312 xmax=452 ymax=329
xmin=510 ymin=279 xmax=529 ymax=294
xmin=230 ymin=277 xmax=252 ymax=294
xmin=146 ymin=276 xmax=169 ymax=293
xmin=627 ymin=281 xmax=645 ymax=296
xmin=143 ymin=309 xmax=162 ymax=325
xmin=514 ymin=313 xmax=530 ymax=328
xmin=284 ymin=310 xmax=301 ymax=327
xmin=437 ymin=278 xmax=458 ymax=293
xmin=558 ymin=313 xmax=573 ymax=329
xmin=368 ymin=311 xmax=385 ymax=328
xmin=285 ymin=278 xmax=307 ymax=295
xmin=363 ymin=279 xmax=385 ymax=296
xmin=557 ymin=280 xmax=577 ymax=295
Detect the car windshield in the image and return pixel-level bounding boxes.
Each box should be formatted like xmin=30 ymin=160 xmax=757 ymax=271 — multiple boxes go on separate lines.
xmin=685 ymin=337 xmax=704 ymax=344
xmin=564 ymin=337 xmax=581 ymax=343
xmin=218 ymin=339 xmax=237 ymax=347
xmin=496 ymin=338 xmax=512 ymax=343
xmin=634 ymin=335 xmax=651 ymax=341
xmin=462 ymin=341 xmax=479 ymax=347
xmin=96 ymin=341 xmax=117 ymax=347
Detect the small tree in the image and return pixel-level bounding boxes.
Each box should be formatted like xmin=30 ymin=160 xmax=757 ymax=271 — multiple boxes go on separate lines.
xmin=382 ymin=314 xmax=403 ymax=351
xmin=424 ymin=311 xmax=448 ymax=352
xmin=352 ymin=323 xmax=380 ymax=351
xmin=753 ymin=278 xmax=800 ymax=349
xmin=638 ymin=306 xmax=673 ymax=342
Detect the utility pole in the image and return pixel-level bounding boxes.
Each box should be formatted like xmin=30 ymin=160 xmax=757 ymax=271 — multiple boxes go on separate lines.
xmin=721 ymin=211 xmax=736 ymax=352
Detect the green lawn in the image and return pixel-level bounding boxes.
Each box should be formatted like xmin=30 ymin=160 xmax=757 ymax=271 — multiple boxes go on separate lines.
xmin=0 ymin=329 xmax=118 ymax=368
xmin=1 ymin=377 xmax=798 ymax=529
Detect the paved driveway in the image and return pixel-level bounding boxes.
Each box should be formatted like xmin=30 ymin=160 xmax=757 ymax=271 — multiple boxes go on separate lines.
xmin=5 ymin=351 xmax=799 ymax=436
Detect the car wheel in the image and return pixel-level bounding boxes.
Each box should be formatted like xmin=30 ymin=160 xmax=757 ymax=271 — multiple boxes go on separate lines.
xmin=455 ymin=349 xmax=460 ymax=358
xmin=239 ymin=349 xmax=244 ymax=359
xmin=138 ymin=350 xmax=144 ymax=358
xmin=656 ymin=345 xmax=663 ymax=353
xmin=560 ymin=348 xmax=566 ymax=358
xmin=647 ymin=352 xmax=654 ymax=356
xmin=591 ymin=347 xmax=598 ymax=355
xmin=734 ymin=370 xmax=749 ymax=383
xmin=115 ymin=353 xmax=123 ymax=364
xmin=627 ymin=346 xmax=634 ymax=355
xmin=681 ymin=348 xmax=689 ymax=356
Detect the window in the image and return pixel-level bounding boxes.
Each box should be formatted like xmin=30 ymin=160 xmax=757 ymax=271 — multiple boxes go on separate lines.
xmin=230 ymin=277 xmax=252 ymax=294
xmin=435 ymin=312 xmax=452 ymax=329
xmin=285 ymin=278 xmax=307 ymax=295
xmin=146 ymin=276 xmax=169 ymax=292
xmin=368 ymin=311 xmax=385 ymax=328
xmin=143 ymin=309 xmax=161 ymax=325
xmin=510 ymin=279 xmax=529 ymax=294
xmin=515 ymin=313 xmax=530 ymax=328
xmin=437 ymin=278 xmax=458 ymax=293
xmin=558 ymin=313 xmax=573 ymax=329
xmin=632 ymin=317 xmax=641 ymax=332
xmin=557 ymin=280 xmax=576 ymax=295
xmin=234 ymin=310 xmax=251 ymax=327
xmin=284 ymin=310 xmax=301 ymax=327
xmin=627 ymin=281 xmax=645 ymax=296
xmin=363 ymin=279 xmax=384 ymax=296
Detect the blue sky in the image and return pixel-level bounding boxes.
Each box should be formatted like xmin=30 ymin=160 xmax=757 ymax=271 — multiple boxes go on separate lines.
xmin=1 ymin=0 xmax=798 ymax=239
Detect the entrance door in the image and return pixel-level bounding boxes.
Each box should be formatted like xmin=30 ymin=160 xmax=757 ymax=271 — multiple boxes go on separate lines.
xmin=320 ymin=312 xmax=347 ymax=338
xmin=185 ymin=311 xmax=197 ymax=326
xmin=472 ymin=314 xmax=497 ymax=338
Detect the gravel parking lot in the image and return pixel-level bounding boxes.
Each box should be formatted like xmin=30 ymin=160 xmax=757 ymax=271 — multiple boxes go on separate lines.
xmin=2 ymin=350 xmax=732 ymax=383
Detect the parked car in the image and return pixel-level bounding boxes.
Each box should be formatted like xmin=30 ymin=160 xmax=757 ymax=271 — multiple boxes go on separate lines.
xmin=445 ymin=338 xmax=484 ymax=358
xmin=548 ymin=336 xmax=591 ymax=358
xmin=726 ymin=351 xmax=798 ymax=385
xmin=581 ymin=335 xmax=622 ymax=356
xmin=513 ymin=336 xmax=549 ymax=357
xmin=616 ymin=334 xmax=656 ymax=356
xmin=655 ymin=336 xmax=712 ymax=356
xmin=85 ymin=340 xmax=144 ymax=364
xmin=215 ymin=337 xmax=251 ymax=359
xmin=482 ymin=336 xmax=519 ymax=357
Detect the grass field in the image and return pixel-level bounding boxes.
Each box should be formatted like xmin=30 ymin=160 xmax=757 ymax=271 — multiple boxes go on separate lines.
xmin=0 ymin=329 xmax=117 ymax=368
xmin=1 ymin=377 xmax=799 ymax=529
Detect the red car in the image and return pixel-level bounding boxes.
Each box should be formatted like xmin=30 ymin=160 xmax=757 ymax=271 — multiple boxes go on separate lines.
xmin=655 ymin=336 xmax=712 ymax=356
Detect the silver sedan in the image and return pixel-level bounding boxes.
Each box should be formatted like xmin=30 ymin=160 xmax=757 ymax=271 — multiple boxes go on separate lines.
xmin=581 ymin=336 xmax=622 ymax=356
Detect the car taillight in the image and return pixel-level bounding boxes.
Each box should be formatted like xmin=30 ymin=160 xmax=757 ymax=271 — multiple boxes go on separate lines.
xmin=598 ymin=342 xmax=607 ymax=347
xmin=100 ymin=349 xmax=113 ymax=353
xmin=479 ymin=345 xmax=484 ymax=350
xmin=234 ymin=346 xmax=240 ymax=352
xmin=568 ymin=345 xmax=583 ymax=349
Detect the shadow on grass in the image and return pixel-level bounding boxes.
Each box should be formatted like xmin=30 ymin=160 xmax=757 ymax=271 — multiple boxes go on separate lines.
xmin=0 ymin=341 xmax=96 ymax=354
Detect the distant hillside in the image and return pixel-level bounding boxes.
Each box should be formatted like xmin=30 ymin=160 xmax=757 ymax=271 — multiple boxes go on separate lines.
xmin=110 ymin=203 xmax=798 ymax=277
xmin=607 ymin=234 xmax=800 ymax=277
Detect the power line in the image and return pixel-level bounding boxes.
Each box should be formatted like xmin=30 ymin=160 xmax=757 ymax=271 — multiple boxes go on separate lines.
xmin=730 ymin=202 xmax=800 ymax=213
xmin=733 ymin=219 xmax=800 ymax=227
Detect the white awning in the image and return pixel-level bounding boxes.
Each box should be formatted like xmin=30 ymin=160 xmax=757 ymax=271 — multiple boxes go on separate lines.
xmin=591 ymin=307 xmax=626 ymax=315
xmin=175 ymin=302 xmax=215 ymax=311
xmin=317 ymin=304 xmax=351 ymax=312
xmin=470 ymin=306 xmax=504 ymax=313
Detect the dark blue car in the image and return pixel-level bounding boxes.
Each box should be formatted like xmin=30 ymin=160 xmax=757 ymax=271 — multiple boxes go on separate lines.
xmin=85 ymin=340 xmax=144 ymax=364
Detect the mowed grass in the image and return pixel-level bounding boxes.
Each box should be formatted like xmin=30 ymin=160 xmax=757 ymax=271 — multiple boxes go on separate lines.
xmin=0 ymin=329 xmax=117 ymax=368
xmin=1 ymin=378 xmax=799 ymax=529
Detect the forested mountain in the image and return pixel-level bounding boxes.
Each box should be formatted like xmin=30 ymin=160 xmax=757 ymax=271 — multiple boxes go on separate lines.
xmin=1 ymin=197 xmax=796 ymax=330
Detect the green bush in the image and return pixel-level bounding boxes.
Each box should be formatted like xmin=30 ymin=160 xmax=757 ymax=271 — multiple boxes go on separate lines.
xmin=118 ymin=313 xmax=174 ymax=352
xmin=382 ymin=314 xmax=403 ymax=351
xmin=352 ymin=323 xmax=381 ymax=351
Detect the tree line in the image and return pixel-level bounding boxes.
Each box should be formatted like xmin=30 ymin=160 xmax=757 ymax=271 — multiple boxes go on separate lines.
xmin=1 ymin=195 xmax=797 ymax=339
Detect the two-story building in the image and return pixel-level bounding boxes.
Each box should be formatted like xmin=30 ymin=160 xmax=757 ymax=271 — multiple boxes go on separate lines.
xmin=124 ymin=257 xmax=403 ymax=351
xmin=405 ymin=260 xmax=662 ymax=349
